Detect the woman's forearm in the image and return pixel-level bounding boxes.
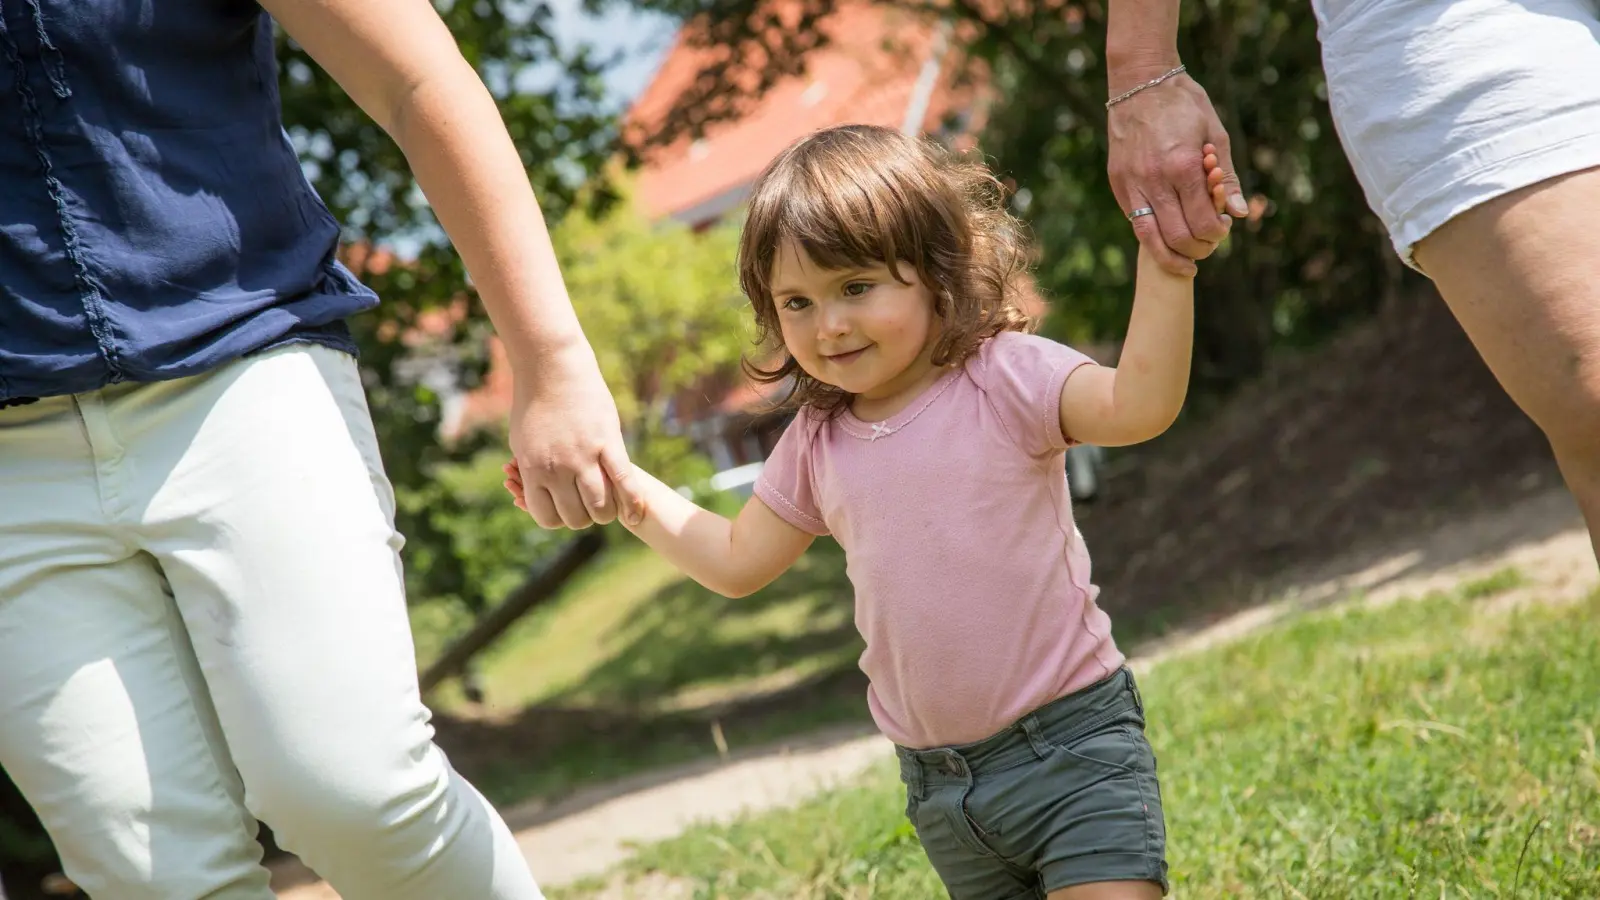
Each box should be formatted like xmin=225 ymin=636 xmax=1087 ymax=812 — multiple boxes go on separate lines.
xmin=386 ymin=57 xmax=589 ymax=377
xmin=1106 ymin=0 xmax=1183 ymax=92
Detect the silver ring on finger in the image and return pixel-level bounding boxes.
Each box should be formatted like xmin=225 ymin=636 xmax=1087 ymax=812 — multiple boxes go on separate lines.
xmin=1127 ymin=207 xmax=1155 ymax=221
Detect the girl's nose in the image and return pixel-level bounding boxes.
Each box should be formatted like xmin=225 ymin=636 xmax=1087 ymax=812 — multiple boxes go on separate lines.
xmin=819 ymin=304 xmax=851 ymax=338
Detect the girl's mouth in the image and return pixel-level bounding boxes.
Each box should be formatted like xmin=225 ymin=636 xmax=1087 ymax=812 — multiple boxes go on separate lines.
xmin=824 ymin=346 xmax=870 ymax=365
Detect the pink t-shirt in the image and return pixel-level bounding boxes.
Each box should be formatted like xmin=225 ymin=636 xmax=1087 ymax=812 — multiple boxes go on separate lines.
xmin=755 ymin=331 xmax=1126 ymax=750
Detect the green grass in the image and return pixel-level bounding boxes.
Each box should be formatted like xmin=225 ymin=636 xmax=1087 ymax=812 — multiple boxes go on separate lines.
xmin=465 ymin=687 xmax=871 ymax=808
xmin=561 ymin=570 xmax=1600 ymax=898
xmin=424 ymin=542 xmax=690 ymax=714
xmin=417 ymin=533 xmax=872 ymax=808
xmin=431 ymin=536 xmax=859 ymax=714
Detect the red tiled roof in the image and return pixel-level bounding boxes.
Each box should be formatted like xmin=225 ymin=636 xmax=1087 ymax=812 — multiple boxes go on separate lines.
xmin=437 ymin=3 xmax=1015 ymax=437
xmin=629 ymin=1 xmax=974 ymax=223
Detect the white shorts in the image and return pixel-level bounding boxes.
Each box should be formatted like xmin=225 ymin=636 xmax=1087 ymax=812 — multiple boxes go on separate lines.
xmin=1314 ymin=0 xmax=1600 ymax=270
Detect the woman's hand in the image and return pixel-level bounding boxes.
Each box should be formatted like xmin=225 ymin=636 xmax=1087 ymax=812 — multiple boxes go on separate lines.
xmin=1107 ymin=71 xmax=1247 ymax=275
xmin=506 ymin=345 xmax=640 ymax=529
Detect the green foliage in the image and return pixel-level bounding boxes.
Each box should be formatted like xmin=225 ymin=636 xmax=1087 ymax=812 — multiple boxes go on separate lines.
xmin=552 ymin=179 xmax=753 ymax=485
xmin=401 ymin=446 xmax=581 ymax=663
xmin=618 ymin=0 xmax=1412 ymax=397
xmin=973 ymin=0 xmax=1405 ymax=392
xmin=273 ymin=4 xmax=619 ymax=616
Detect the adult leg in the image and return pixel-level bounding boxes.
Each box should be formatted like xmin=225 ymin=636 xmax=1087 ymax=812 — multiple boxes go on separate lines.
xmin=0 ymin=398 xmax=273 ymax=899
xmin=1313 ymin=0 xmax=1600 ymax=557
xmin=122 ymin=344 xmax=544 ymax=899
xmin=1414 ymin=166 xmax=1600 ymax=559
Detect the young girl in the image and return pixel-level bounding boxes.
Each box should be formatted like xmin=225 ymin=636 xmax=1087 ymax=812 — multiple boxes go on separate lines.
xmin=510 ymin=124 xmax=1229 ymax=899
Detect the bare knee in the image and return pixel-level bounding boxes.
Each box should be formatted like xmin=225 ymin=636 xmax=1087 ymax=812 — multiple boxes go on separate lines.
xmin=1048 ymin=879 xmax=1165 ymax=900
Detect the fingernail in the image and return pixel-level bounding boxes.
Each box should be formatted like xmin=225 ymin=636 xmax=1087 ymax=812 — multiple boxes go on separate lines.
xmin=1228 ymin=194 xmax=1249 ymax=216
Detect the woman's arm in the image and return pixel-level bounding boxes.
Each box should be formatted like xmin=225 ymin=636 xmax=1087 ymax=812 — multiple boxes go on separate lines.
xmin=1105 ymin=0 xmax=1245 ymax=274
xmin=505 ymin=464 xmax=815 ymax=599
xmin=262 ymin=0 xmax=636 ymax=530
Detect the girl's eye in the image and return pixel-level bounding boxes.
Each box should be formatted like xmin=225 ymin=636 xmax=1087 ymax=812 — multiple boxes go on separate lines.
xmin=843 ymin=282 xmax=872 ymax=297
xmin=781 ymin=296 xmax=811 ymax=312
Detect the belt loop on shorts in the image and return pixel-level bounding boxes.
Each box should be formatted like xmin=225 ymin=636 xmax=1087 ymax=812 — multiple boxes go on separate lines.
xmin=1124 ymin=667 xmax=1145 ymax=716
xmin=902 ymin=753 xmax=927 ymax=801
xmin=1020 ymin=715 xmax=1052 ymax=759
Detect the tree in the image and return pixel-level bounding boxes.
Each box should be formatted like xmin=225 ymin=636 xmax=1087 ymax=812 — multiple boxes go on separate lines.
xmin=609 ymin=0 xmax=1411 ymax=398
xmin=407 ymin=180 xmax=752 ymax=691
xmin=274 ymin=2 xmax=621 ymax=620
xmin=553 ymin=177 xmax=753 ymax=486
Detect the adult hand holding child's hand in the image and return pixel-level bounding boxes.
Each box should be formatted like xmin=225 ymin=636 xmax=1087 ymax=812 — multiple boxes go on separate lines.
xmin=1107 ymin=67 xmax=1246 ymax=275
xmin=504 ymin=343 xmax=643 ymax=529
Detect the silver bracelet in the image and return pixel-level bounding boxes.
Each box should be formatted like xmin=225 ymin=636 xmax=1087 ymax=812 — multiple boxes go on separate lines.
xmin=1105 ymin=64 xmax=1187 ymax=109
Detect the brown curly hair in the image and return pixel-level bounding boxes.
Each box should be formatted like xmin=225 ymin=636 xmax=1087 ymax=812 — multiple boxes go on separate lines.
xmin=737 ymin=124 xmax=1037 ymax=415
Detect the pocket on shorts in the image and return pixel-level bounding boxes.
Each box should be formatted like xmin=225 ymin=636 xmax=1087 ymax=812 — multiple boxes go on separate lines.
xmin=962 ymin=721 xmax=1165 ymax=870
xmin=1054 ymin=723 xmax=1152 ymax=779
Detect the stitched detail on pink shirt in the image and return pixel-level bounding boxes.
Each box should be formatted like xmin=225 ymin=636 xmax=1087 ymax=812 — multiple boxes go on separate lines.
xmin=1043 ymin=357 xmax=1070 ymax=449
xmin=756 ymin=479 xmax=827 ymax=533
xmin=979 ymin=387 xmax=1027 ymax=462
xmin=838 ymin=369 xmax=961 ymax=442
xmin=1048 ymin=356 xmax=1098 ymax=450
xmin=973 ymin=346 xmax=1023 ymax=458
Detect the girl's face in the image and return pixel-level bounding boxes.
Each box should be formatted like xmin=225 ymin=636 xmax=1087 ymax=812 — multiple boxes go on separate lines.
xmin=770 ymin=239 xmax=940 ymax=409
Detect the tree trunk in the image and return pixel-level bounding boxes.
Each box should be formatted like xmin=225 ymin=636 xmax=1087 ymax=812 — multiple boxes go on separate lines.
xmin=419 ymin=530 xmax=608 ymax=694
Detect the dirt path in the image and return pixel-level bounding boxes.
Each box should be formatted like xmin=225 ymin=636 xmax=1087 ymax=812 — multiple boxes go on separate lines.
xmin=270 ymin=484 xmax=1598 ymax=899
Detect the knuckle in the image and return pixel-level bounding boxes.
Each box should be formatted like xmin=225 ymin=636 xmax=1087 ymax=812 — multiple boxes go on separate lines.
xmin=1158 ymin=217 xmax=1195 ymax=244
xmin=1194 ymin=216 xmax=1228 ymax=242
xmin=1162 ymin=145 xmax=1200 ymax=171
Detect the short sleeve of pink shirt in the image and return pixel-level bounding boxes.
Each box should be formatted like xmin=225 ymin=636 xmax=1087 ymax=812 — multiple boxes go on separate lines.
xmin=975 ymin=331 xmax=1099 ymax=458
xmin=754 ymin=411 xmax=830 ymax=536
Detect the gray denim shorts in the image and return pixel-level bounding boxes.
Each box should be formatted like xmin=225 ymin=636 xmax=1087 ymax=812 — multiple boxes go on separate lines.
xmin=896 ymin=667 xmax=1168 ymax=899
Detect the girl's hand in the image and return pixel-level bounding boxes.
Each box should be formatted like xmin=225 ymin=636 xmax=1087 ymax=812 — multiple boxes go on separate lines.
xmin=508 ymin=458 xmax=812 ymax=599
xmin=504 ymin=459 xmax=647 ymax=527
xmin=502 ymin=460 xmax=527 ymax=513
xmin=1204 ymin=143 xmax=1232 ymax=219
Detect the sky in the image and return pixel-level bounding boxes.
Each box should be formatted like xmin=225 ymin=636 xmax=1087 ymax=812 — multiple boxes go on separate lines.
xmin=544 ymin=0 xmax=678 ymax=109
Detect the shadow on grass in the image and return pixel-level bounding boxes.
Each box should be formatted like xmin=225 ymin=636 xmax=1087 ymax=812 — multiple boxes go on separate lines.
xmin=435 ymin=664 xmax=874 ymax=815
xmin=543 ymin=538 xmax=858 ymax=709
xmin=428 ymin=537 xmax=873 ymax=809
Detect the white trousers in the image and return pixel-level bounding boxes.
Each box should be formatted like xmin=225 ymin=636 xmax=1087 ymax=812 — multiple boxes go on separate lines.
xmin=0 ymin=344 xmax=544 ymax=899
